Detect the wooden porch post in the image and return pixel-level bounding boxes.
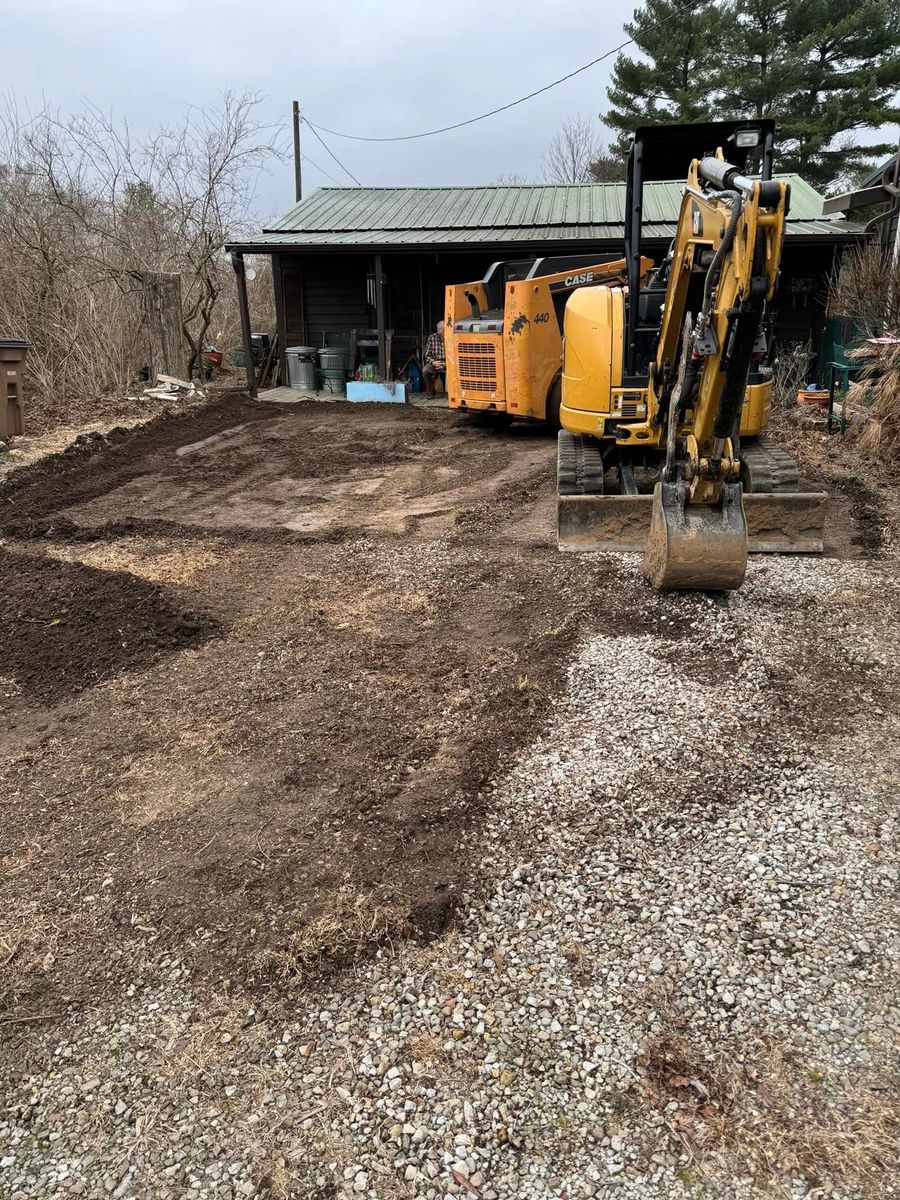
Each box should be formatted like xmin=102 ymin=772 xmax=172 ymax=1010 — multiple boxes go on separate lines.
xmin=231 ymin=251 xmax=257 ymax=397
xmin=272 ymin=253 xmax=287 ymax=386
xmin=374 ymin=253 xmax=387 ymax=381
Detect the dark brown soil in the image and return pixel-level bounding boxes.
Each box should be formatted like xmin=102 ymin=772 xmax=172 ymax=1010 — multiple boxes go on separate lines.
xmin=0 ymin=394 xmax=885 ymax=1027
xmin=0 ymin=396 xmax=612 ymax=1020
xmin=0 ymin=549 xmax=218 ymax=704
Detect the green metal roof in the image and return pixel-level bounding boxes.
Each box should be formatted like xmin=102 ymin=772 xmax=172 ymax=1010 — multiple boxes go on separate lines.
xmin=227 ymin=177 xmax=863 ymax=252
xmin=860 ymin=154 xmax=898 ymax=189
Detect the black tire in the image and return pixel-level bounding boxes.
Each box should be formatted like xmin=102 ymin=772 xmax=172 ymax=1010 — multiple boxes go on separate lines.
xmin=545 ymin=374 xmax=562 ymax=431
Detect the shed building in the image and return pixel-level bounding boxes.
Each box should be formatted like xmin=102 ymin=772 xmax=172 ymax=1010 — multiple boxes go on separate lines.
xmin=226 ymin=178 xmax=864 ymax=390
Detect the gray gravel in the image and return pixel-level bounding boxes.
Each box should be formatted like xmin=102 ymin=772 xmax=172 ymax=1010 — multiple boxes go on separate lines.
xmin=2 ymin=552 xmax=898 ymax=1200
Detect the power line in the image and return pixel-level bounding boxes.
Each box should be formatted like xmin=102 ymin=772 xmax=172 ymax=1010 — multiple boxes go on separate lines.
xmin=300 ymin=153 xmax=344 ymax=187
xmin=305 ymin=36 xmax=637 ymax=144
xmin=303 ymin=119 xmax=361 ymax=185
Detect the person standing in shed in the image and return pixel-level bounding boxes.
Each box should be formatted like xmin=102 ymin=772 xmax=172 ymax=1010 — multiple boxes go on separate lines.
xmin=423 ymin=320 xmax=446 ymax=396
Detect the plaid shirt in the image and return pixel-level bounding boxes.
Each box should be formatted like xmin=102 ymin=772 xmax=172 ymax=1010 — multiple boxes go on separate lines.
xmin=424 ymin=332 xmax=445 ymax=364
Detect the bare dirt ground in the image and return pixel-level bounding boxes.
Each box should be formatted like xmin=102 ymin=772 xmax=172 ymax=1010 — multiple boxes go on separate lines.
xmin=0 ymin=394 xmax=613 ymax=1015
xmin=0 ymin=395 xmax=896 ymax=1200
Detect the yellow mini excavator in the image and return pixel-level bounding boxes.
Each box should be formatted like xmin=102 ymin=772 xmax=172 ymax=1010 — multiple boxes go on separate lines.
xmin=445 ymin=254 xmax=651 ymax=423
xmin=557 ymin=121 xmax=826 ymax=590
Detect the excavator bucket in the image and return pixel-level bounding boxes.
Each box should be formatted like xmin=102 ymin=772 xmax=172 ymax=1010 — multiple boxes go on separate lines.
xmin=642 ymin=480 xmax=748 ymax=590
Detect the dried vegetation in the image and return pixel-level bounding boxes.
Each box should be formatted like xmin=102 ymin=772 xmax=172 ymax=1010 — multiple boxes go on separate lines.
xmin=0 ymin=93 xmax=277 ymax=433
xmin=639 ymin=1033 xmax=899 ymax=1198
xmin=828 ymin=241 xmax=900 ymax=458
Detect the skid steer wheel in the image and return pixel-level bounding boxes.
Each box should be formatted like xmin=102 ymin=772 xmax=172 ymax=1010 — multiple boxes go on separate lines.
xmin=545 ymin=374 xmax=562 ymax=431
xmin=558 ymin=430 xmax=605 ymax=495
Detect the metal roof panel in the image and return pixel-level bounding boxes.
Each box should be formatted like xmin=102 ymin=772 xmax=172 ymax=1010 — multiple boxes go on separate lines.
xmin=261 ymin=174 xmax=833 ymax=240
xmin=228 ymin=215 xmax=863 ymax=253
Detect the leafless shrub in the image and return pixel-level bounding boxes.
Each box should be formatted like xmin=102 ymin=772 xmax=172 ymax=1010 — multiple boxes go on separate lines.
xmin=771 ymin=340 xmax=811 ymax=411
xmin=828 ymin=242 xmax=900 ymax=337
xmin=543 ymin=115 xmax=623 ymax=183
xmin=0 ymin=92 xmax=280 ymax=424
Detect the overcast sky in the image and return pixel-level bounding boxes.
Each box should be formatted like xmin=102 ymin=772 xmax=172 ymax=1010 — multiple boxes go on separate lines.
xmin=5 ymin=0 xmax=638 ymax=217
xmin=5 ymin=0 xmax=897 ymax=221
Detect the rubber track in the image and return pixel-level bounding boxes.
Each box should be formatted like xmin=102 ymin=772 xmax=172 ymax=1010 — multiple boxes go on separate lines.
xmin=558 ymin=431 xmax=605 ymax=496
xmin=741 ymin=438 xmax=800 ymax=493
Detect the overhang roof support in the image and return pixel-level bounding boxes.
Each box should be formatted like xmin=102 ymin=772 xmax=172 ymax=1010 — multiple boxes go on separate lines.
xmin=374 ymin=253 xmax=387 ymax=381
xmin=231 ymin=251 xmax=257 ymax=398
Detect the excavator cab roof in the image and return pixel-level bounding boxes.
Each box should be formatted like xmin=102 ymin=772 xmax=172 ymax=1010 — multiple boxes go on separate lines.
xmin=631 ymin=120 xmax=776 ymax=182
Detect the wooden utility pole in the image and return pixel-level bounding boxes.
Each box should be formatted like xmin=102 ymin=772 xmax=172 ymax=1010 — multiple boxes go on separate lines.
xmin=141 ymin=272 xmax=189 ymax=381
xmin=292 ymin=101 xmax=303 ymax=203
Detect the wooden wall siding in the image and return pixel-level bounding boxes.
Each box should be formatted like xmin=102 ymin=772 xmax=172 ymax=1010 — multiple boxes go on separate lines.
xmin=282 ymin=257 xmax=370 ymax=346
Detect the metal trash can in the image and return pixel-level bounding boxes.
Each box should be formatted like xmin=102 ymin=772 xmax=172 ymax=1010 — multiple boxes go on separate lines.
xmin=318 ymin=347 xmax=347 ymax=395
xmin=0 ymin=339 xmax=28 ymax=440
xmin=285 ymin=346 xmax=317 ymax=391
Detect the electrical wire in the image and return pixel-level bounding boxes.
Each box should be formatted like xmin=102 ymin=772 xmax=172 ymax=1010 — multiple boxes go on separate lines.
xmin=303 ymin=27 xmax=658 ymax=144
xmin=303 ymin=119 xmax=361 ymax=185
xmin=300 ymin=153 xmax=344 ymax=187
xmin=299 ymin=2 xmax=707 ymax=177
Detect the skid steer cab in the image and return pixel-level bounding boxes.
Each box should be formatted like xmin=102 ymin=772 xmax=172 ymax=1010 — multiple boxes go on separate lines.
xmin=556 ymin=120 xmax=827 ymax=591
xmin=444 ymin=253 xmax=651 ymax=425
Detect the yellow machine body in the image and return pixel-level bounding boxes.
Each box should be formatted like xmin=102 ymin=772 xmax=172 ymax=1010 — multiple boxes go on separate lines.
xmin=445 ymin=257 xmax=648 ymax=422
xmin=560 ymin=285 xmax=773 ymax=441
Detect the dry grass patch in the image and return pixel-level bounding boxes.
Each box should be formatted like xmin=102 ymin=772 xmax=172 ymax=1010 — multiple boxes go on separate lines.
xmin=249 ymin=892 xmax=408 ymax=985
xmin=636 ymin=1033 xmax=898 ymax=1197
xmin=39 ymin=536 xmax=223 ymax=584
xmin=844 ymin=340 xmax=900 ymax=457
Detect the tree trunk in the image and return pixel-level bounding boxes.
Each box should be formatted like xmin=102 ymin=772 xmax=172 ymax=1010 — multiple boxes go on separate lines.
xmin=141 ymin=272 xmax=189 ymax=380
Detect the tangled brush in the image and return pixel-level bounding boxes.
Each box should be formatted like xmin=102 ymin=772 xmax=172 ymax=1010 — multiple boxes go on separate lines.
xmin=844 ymin=338 xmax=900 ymax=456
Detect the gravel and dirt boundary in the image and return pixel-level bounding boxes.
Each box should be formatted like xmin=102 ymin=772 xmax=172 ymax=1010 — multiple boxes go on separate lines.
xmin=0 ymin=396 xmax=896 ymax=1200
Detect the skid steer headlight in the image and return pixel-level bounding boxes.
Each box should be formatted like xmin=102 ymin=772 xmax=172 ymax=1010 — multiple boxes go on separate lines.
xmin=734 ymin=127 xmax=760 ymax=149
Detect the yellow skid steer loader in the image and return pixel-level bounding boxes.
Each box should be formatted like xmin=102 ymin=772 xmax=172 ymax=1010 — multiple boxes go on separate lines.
xmin=445 ymin=254 xmax=651 ymax=424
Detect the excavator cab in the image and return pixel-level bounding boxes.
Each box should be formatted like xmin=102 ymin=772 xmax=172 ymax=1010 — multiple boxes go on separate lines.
xmin=557 ymin=120 xmax=826 ymax=591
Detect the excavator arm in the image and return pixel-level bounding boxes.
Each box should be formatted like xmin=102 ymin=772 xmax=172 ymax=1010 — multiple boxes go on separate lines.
xmin=643 ymin=153 xmax=790 ymax=589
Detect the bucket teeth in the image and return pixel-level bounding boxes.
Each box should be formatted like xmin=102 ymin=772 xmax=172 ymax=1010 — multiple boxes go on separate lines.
xmin=641 ymin=481 xmax=748 ymax=591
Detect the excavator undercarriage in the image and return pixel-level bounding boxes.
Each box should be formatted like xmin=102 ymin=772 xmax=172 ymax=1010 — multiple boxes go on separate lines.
xmin=557 ymin=435 xmax=826 ymax=558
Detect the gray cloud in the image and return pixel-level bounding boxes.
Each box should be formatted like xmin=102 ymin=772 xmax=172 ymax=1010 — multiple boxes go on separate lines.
xmin=8 ymin=0 xmax=637 ymax=217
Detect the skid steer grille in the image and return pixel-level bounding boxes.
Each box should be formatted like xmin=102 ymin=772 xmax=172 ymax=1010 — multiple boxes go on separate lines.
xmin=458 ymin=342 xmax=497 ymax=393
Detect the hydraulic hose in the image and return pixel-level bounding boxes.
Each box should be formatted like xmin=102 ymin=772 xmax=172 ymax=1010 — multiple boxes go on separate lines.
xmin=695 ymin=190 xmax=742 ymax=341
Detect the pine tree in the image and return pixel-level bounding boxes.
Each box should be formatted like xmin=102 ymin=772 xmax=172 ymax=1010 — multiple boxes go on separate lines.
xmin=716 ymin=0 xmax=799 ymax=120
xmin=778 ymin=0 xmax=900 ymax=189
xmin=604 ymin=0 xmax=727 ymax=154
xmin=606 ymin=0 xmax=900 ymax=190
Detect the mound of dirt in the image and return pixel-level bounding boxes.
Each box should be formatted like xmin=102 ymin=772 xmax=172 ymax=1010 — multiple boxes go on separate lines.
xmin=0 ymin=548 xmax=218 ymax=704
